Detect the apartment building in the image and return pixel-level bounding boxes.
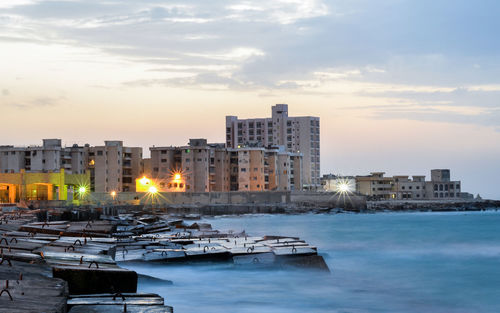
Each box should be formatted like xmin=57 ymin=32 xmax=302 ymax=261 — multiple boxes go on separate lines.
xmin=393 ymin=176 xmax=426 ymax=200
xmin=86 ymin=141 xmax=142 ymax=192
xmin=0 ymin=139 xmax=86 ymax=174
xmin=425 ymin=169 xmax=461 ymax=199
xmin=149 ymin=139 xmax=302 ymax=192
xmin=225 ymin=104 xmax=320 ymax=189
xmin=355 ymin=172 xmax=395 ymax=200
xmin=355 ymin=169 xmax=462 ymax=200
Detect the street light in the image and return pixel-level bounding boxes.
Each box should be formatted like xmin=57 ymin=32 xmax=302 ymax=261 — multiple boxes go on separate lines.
xmin=148 ymin=186 xmax=158 ymax=194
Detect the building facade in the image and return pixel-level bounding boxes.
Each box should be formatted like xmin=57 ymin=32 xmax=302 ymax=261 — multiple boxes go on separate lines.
xmin=225 ymin=104 xmax=320 ymax=189
xmin=86 ymin=141 xmax=143 ymax=192
xmin=321 ymin=175 xmax=356 ymax=193
xmin=0 ymin=169 xmax=89 ymax=203
xmin=354 ymin=169 xmax=462 ymax=200
xmin=425 ymin=169 xmax=461 ymax=199
xmin=149 ymin=139 xmax=303 ymax=193
xmin=0 ymin=139 xmax=86 ymax=175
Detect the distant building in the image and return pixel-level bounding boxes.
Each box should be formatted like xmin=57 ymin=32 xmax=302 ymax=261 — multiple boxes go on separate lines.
xmin=393 ymin=175 xmax=426 ymax=200
xmin=225 ymin=104 xmax=320 ymax=189
xmin=424 ymin=169 xmax=461 ymax=200
xmin=355 ymin=169 xmax=463 ymax=200
xmin=86 ymin=141 xmax=143 ymax=192
xmin=355 ymin=172 xmax=395 ymax=200
xmin=149 ymin=139 xmax=302 ymax=192
xmin=321 ymin=174 xmax=356 ymax=193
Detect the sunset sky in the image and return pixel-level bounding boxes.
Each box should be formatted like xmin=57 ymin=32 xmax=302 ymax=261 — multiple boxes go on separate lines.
xmin=1 ymin=0 xmax=499 ymax=199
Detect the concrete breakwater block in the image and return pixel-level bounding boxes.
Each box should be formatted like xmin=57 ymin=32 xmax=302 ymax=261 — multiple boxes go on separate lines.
xmin=277 ymin=255 xmax=331 ymax=272
xmin=69 ymin=304 xmax=173 ymax=313
xmin=53 ymin=265 xmax=138 ymax=294
xmin=0 ymin=261 xmax=68 ymax=313
xmin=67 ymin=294 xmax=163 ymax=305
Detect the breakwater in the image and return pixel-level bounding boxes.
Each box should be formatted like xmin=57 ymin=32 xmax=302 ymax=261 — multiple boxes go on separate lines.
xmin=366 ymin=199 xmax=500 ymax=212
xmin=0 ymin=206 xmax=329 ymax=312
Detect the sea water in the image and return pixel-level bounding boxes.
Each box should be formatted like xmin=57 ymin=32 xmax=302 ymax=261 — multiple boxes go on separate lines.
xmin=121 ymin=211 xmax=500 ymax=313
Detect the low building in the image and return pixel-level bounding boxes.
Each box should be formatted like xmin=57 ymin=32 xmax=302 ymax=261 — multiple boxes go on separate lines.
xmin=355 ymin=169 xmax=463 ymax=200
xmin=424 ymin=169 xmax=461 ymax=199
xmin=0 ymin=169 xmax=90 ymax=203
xmin=321 ymin=174 xmax=356 ymax=193
xmin=355 ymin=172 xmax=395 ymax=200
xmin=393 ymin=175 xmax=426 ymax=200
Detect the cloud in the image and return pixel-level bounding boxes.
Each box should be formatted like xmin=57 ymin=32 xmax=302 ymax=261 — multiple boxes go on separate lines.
xmin=1 ymin=0 xmax=500 ymax=130
xmin=2 ymin=96 xmax=63 ymax=109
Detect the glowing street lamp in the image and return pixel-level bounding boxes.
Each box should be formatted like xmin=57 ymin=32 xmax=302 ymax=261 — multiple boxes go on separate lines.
xmin=111 ymin=191 xmax=117 ymax=200
xmin=338 ymin=183 xmax=350 ymax=193
xmin=148 ymin=186 xmax=158 ymax=194
xmin=77 ymin=185 xmax=88 ymax=201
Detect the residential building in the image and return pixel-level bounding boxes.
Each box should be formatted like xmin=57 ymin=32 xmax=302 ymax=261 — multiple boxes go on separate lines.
xmin=355 ymin=172 xmax=395 ymax=200
xmin=225 ymin=104 xmax=320 ymax=189
xmin=149 ymin=139 xmax=302 ymax=192
xmin=0 ymin=139 xmax=86 ymax=175
xmin=355 ymin=169 xmax=463 ymax=200
xmin=393 ymin=176 xmax=426 ymax=200
xmin=86 ymin=141 xmax=143 ymax=192
xmin=425 ymin=169 xmax=461 ymax=199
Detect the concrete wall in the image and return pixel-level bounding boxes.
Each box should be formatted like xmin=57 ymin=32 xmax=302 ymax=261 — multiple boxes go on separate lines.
xmin=89 ymin=190 xmax=365 ymax=209
xmin=290 ymin=191 xmax=366 ymax=208
xmin=91 ymin=191 xmax=291 ymax=205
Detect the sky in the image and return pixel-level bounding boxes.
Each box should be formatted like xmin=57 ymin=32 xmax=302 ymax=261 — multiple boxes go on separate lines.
xmin=0 ymin=0 xmax=499 ymax=199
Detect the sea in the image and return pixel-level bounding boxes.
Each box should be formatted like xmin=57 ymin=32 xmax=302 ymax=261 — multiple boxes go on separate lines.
xmin=121 ymin=211 xmax=500 ymax=313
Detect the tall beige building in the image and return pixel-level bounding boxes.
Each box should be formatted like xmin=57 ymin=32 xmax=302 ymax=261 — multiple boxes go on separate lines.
xmin=86 ymin=141 xmax=143 ymax=192
xmin=226 ymin=104 xmax=320 ymax=189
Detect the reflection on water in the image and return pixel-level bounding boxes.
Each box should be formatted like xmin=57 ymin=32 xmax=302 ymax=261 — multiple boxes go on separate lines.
xmin=122 ymin=211 xmax=500 ymax=313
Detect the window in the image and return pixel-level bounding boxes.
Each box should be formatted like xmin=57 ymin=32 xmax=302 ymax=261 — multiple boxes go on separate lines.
xmin=241 ymin=168 xmax=247 ymax=172
xmin=97 ymin=150 xmax=103 ymax=156
xmin=161 ymin=159 xmax=166 ymax=163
